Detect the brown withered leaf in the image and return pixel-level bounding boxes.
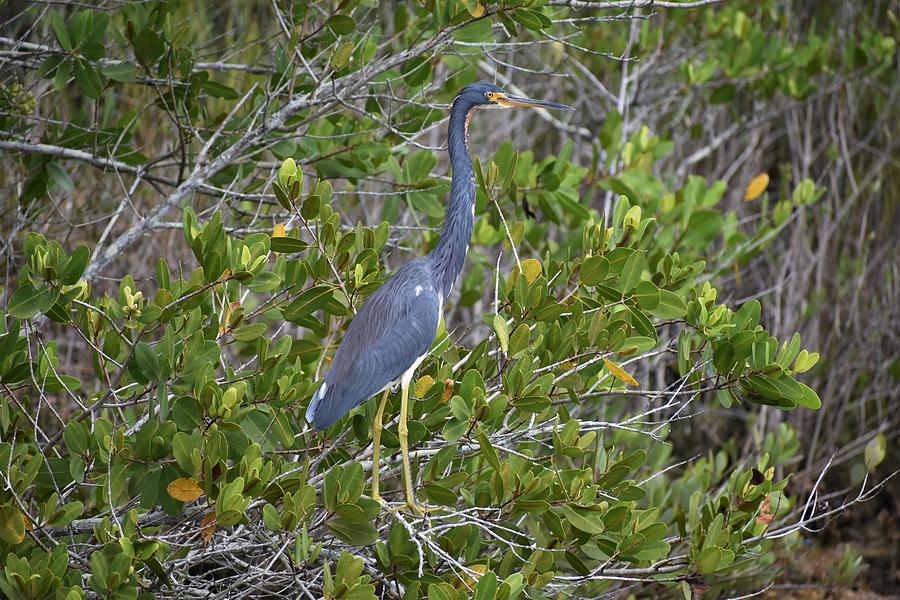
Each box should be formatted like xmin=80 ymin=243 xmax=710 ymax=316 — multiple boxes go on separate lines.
xmin=441 ymin=379 xmax=455 ymax=404
xmin=688 ymin=576 xmax=710 ymax=596
xmin=756 ymin=494 xmax=774 ymax=526
xmin=199 ymin=512 xmax=216 ymax=545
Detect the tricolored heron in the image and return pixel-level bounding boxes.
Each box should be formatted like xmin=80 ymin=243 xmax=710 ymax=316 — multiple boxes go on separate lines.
xmin=306 ymin=81 xmax=572 ymax=512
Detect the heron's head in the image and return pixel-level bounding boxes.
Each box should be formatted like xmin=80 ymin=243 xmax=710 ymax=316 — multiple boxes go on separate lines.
xmin=455 ymin=81 xmax=573 ymax=111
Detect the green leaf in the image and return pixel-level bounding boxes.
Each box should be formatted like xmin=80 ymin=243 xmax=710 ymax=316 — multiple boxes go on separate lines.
xmin=133 ymin=29 xmax=165 ymax=64
xmin=202 ymin=80 xmax=240 ymax=99
xmin=492 ymin=314 xmax=509 ymax=353
xmin=143 ymin=556 xmax=171 ymax=587
xmin=450 ymin=395 xmax=472 ymax=421
xmin=101 ymin=61 xmax=139 ymax=83
xmin=53 ymin=500 xmax=84 ymax=527
xmin=7 ymin=284 xmax=58 ymax=319
xmin=511 ymin=8 xmax=551 ymax=30
xmin=172 ymin=432 xmax=198 ymax=474
xmin=597 ymin=464 xmax=630 ymax=488
xmin=796 ymin=382 xmax=821 ymax=409
xmin=618 ymin=532 xmax=646 ymax=557
xmin=301 ymin=194 xmax=320 ymax=220
xmin=331 ymin=41 xmax=355 ymax=70
xmin=777 ymin=332 xmax=802 ymax=369
xmin=556 ymin=188 xmax=590 ymax=220
xmin=49 ymin=10 xmax=73 ymax=51
xmin=696 ymin=546 xmax=721 ymax=574
xmin=263 ymin=503 xmax=282 ymax=531
xmin=327 ymin=15 xmax=356 ymax=35
xmin=47 ymin=162 xmax=75 ymax=193
xmin=327 ymin=517 xmax=377 ymax=545
xmin=713 ymin=342 xmax=735 ymax=373
xmin=454 ymin=18 xmax=492 ymax=43
xmin=284 ymin=285 xmax=335 ymax=322
xmin=474 ymin=571 xmax=498 ymax=600
xmin=73 ymin=59 xmax=103 ymax=99
xmin=428 ymin=584 xmax=454 ymax=600
xmin=633 ymin=280 xmax=660 ymax=310
xmin=60 ymin=245 xmax=90 ymax=284
xmin=508 ymin=323 xmax=530 ymax=356
xmin=270 ymin=236 xmax=307 ymax=253
xmin=134 ymin=342 xmax=161 ymax=380
xmin=793 ymin=349 xmax=820 ymax=373
xmin=734 ymin=299 xmax=761 ymax=330
xmin=581 ymin=256 xmax=609 ymax=286
xmin=232 ymin=322 xmax=267 ymax=342
xmin=618 ymin=251 xmax=646 ymax=293
xmin=649 ymin=289 xmax=687 ymax=319
xmin=63 ymin=421 xmax=88 ymax=454
xmin=477 ymin=431 xmax=501 ymax=471
xmin=565 ymin=550 xmax=590 ymax=576
xmin=562 ymin=505 xmax=605 ymax=534
xmin=514 ymin=499 xmax=550 ymax=514
xmin=421 ymin=484 xmax=457 ymax=506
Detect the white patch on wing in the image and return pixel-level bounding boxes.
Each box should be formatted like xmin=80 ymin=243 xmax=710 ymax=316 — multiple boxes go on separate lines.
xmin=306 ymin=382 xmax=326 ymax=423
xmin=415 ymin=285 xmax=423 ymax=296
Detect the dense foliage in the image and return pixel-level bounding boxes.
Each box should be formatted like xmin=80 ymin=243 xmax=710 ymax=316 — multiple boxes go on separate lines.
xmin=0 ymin=1 xmax=896 ymax=599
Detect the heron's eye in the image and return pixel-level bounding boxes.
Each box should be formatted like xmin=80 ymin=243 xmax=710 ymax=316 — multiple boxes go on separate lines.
xmin=485 ymin=92 xmax=495 ymax=100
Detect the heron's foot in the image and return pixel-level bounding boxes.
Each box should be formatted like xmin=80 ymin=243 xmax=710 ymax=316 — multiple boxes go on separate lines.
xmin=406 ymin=501 xmax=428 ymax=516
xmin=395 ymin=499 xmax=448 ymax=515
xmin=390 ymin=501 xmax=425 ymax=516
xmin=370 ymin=492 xmax=388 ymax=508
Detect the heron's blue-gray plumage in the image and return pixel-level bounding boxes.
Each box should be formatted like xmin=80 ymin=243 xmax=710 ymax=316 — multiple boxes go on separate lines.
xmin=306 ymin=260 xmax=440 ymax=429
xmin=307 ymin=82 xmax=543 ymax=430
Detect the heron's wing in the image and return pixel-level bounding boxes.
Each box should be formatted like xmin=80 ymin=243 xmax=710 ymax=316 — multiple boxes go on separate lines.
xmin=306 ymin=268 xmax=440 ymax=430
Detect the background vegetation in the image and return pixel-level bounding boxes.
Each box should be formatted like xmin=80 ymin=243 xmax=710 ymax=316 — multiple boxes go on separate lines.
xmin=0 ymin=1 xmax=896 ymax=598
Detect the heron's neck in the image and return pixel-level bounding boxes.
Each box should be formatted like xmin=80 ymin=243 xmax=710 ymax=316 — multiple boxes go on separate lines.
xmin=429 ymin=100 xmax=476 ymax=298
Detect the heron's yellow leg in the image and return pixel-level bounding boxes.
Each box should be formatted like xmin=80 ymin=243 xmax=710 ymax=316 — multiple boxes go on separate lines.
xmin=398 ymin=380 xmax=424 ymax=514
xmin=370 ymin=388 xmax=391 ymax=505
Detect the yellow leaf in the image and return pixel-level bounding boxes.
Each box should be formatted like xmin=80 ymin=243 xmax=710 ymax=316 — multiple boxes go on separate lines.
xmin=0 ymin=505 xmax=26 ymax=544
xmin=455 ymin=563 xmax=488 ymax=590
xmin=272 ymin=223 xmax=286 ymax=237
xmin=744 ymin=173 xmax=769 ymax=201
xmin=519 ymin=258 xmax=542 ymax=284
xmin=414 ymin=375 xmax=434 ymax=397
xmin=461 ymin=0 xmax=486 ymax=17
xmin=603 ymin=358 xmax=639 ymax=387
xmin=167 ymin=478 xmax=203 ymax=502
xmin=199 ymin=512 xmax=217 ymax=545
xmin=865 ymin=433 xmax=886 ymax=471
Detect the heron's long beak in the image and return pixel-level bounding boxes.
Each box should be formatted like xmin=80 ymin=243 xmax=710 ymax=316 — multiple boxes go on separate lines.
xmin=496 ymin=93 xmax=573 ymax=110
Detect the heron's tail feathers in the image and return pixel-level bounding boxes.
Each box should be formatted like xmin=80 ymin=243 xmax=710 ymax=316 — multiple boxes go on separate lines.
xmin=305 ymin=381 xmax=329 ymax=429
